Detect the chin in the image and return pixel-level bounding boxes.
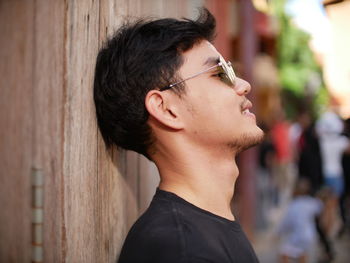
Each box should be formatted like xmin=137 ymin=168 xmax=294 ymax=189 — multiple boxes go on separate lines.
xmin=228 ymin=127 xmax=265 ymax=154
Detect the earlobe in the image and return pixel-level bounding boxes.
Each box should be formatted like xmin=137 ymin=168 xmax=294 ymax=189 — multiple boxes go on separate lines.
xmin=145 ymin=90 xmax=183 ymax=130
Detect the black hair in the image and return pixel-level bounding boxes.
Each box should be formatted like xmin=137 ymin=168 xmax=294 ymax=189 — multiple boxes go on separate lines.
xmin=293 ymin=178 xmax=311 ymax=197
xmin=93 ymin=8 xmax=216 ymax=159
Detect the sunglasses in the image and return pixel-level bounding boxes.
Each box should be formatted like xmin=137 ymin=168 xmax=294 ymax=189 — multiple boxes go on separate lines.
xmin=159 ymin=56 xmax=236 ymax=91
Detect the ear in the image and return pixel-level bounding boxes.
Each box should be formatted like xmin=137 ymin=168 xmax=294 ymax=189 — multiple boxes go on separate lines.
xmin=145 ymin=90 xmax=184 ymax=130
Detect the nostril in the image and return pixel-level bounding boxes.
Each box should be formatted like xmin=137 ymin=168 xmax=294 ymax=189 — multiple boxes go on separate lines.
xmin=234 ymin=78 xmax=251 ymax=95
xmin=245 ymin=84 xmax=252 ymax=94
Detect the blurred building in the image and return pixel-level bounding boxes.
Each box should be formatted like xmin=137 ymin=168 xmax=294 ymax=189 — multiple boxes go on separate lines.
xmin=322 ymin=0 xmax=350 ymax=118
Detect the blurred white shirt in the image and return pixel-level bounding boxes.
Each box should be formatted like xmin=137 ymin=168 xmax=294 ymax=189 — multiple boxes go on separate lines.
xmin=316 ymin=111 xmax=349 ymax=177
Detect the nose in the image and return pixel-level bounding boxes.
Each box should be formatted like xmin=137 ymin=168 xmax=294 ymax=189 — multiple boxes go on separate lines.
xmin=234 ymin=78 xmax=251 ymax=96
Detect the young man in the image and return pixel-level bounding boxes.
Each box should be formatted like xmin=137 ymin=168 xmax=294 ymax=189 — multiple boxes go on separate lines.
xmin=94 ymin=9 xmax=263 ymax=263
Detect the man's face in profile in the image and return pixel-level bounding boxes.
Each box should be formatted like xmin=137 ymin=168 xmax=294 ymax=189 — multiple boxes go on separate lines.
xmin=172 ymin=40 xmax=264 ymax=153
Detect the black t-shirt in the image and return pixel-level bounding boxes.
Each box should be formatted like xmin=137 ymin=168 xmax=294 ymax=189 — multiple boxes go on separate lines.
xmin=118 ymin=188 xmax=259 ymax=263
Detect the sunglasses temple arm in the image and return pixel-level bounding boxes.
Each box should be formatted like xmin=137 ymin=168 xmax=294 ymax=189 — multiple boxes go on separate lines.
xmin=160 ymin=63 xmax=222 ymax=91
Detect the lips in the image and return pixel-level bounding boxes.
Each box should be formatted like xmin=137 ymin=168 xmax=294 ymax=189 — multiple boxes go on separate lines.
xmin=241 ymin=100 xmax=256 ymax=119
xmin=241 ymin=100 xmax=252 ymax=112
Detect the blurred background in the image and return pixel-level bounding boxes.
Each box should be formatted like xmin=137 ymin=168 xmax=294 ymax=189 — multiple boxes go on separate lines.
xmin=1 ymin=0 xmax=349 ymax=262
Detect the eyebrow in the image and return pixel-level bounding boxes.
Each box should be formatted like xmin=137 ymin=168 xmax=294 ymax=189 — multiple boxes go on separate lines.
xmin=203 ymin=56 xmax=220 ymax=67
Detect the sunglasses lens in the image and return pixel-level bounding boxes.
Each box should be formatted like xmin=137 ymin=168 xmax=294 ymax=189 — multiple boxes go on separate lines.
xmin=226 ymin=62 xmax=236 ymax=85
xmin=219 ymin=57 xmax=236 ymax=87
xmin=218 ymin=67 xmax=232 ymax=86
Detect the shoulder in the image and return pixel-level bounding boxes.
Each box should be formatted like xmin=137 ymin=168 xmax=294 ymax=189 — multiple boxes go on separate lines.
xmin=118 ymin=199 xmax=186 ymax=263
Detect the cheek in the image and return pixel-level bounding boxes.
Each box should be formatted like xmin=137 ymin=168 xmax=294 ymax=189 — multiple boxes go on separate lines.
xmin=189 ymin=79 xmax=232 ymax=107
xmin=186 ymin=96 xmax=241 ymax=136
xmin=183 ymin=79 xmax=241 ymax=127
xmin=189 ymin=90 xmax=239 ymax=122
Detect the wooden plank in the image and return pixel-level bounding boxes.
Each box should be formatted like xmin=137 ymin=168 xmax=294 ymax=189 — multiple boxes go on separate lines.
xmin=140 ymin=0 xmax=163 ymax=16
xmin=161 ymin=0 xmax=179 ymax=17
xmin=139 ymin=0 xmax=187 ymax=18
xmin=62 ymin=0 xmax=100 ymax=261
xmin=0 ymin=1 xmax=205 ymax=263
xmin=187 ymin=0 xmax=205 ymax=18
xmin=97 ymin=1 xmax=140 ymax=261
xmin=100 ymin=0 xmax=129 ymax=38
xmin=0 ymin=1 xmax=34 ymax=262
xmin=124 ymin=151 xmax=140 ymax=227
xmin=138 ymin=156 xmax=160 ymax=214
xmin=31 ymin=0 xmax=66 ymax=261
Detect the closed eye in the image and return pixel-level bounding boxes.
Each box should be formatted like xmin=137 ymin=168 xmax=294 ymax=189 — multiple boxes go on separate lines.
xmin=212 ymin=72 xmax=226 ymax=79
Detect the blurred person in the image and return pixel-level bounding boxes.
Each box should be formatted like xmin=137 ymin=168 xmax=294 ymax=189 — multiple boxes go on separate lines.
xmin=315 ymin=187 xmax=336 ymax=262
xmin=257 ymin=123 xmax=277 ymax=228
xmin=339 ymin=118 xmax=350 ymax=237
xmin=297 ymin=120 xmax=324 ymax=195
xmin=316 ymin=110 xmax=349 ymax=199
xmin=271 ymin=112 xmax=293 ymax=205
xmin=294 ymin=114 xmax=334 ymax=261
xmin=290 ymin=111 xmax=311 ymax=162
xmin=316 ymin=110 xmax=350 ymax=237
xmin=94 ymin=9 xmax=264 ymax=263
xmin=288 ymin=110 xmax=324 ymax=194
xmin=276 ymin=178 xmax=323 ymax=263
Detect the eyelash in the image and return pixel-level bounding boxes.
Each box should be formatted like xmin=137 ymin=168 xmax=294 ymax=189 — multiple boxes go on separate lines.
xmin=212 ymin=72 xmax=225 ymax=78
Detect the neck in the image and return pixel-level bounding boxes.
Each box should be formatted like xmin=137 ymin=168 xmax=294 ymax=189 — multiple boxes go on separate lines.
xmin=153 ymin=139 xmax=239 ymax=221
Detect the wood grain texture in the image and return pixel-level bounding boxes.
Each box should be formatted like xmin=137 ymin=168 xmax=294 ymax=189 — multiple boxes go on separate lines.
xmin=97 ymin=1 xmax=139 ymax=260
xmin=31 ymin=0 xmax=66 ymax=261
xmin=0 ymin=1 xmax=34 ymax=262
xmin=62 ymin=0 xmax=100 ymax=261
xmin=0 ymin=1 xmax=195 ymax=262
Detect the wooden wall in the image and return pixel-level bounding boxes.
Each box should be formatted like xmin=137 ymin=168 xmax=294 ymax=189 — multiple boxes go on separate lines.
xmin=0 ymin=0 xmax=202 ymax=262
